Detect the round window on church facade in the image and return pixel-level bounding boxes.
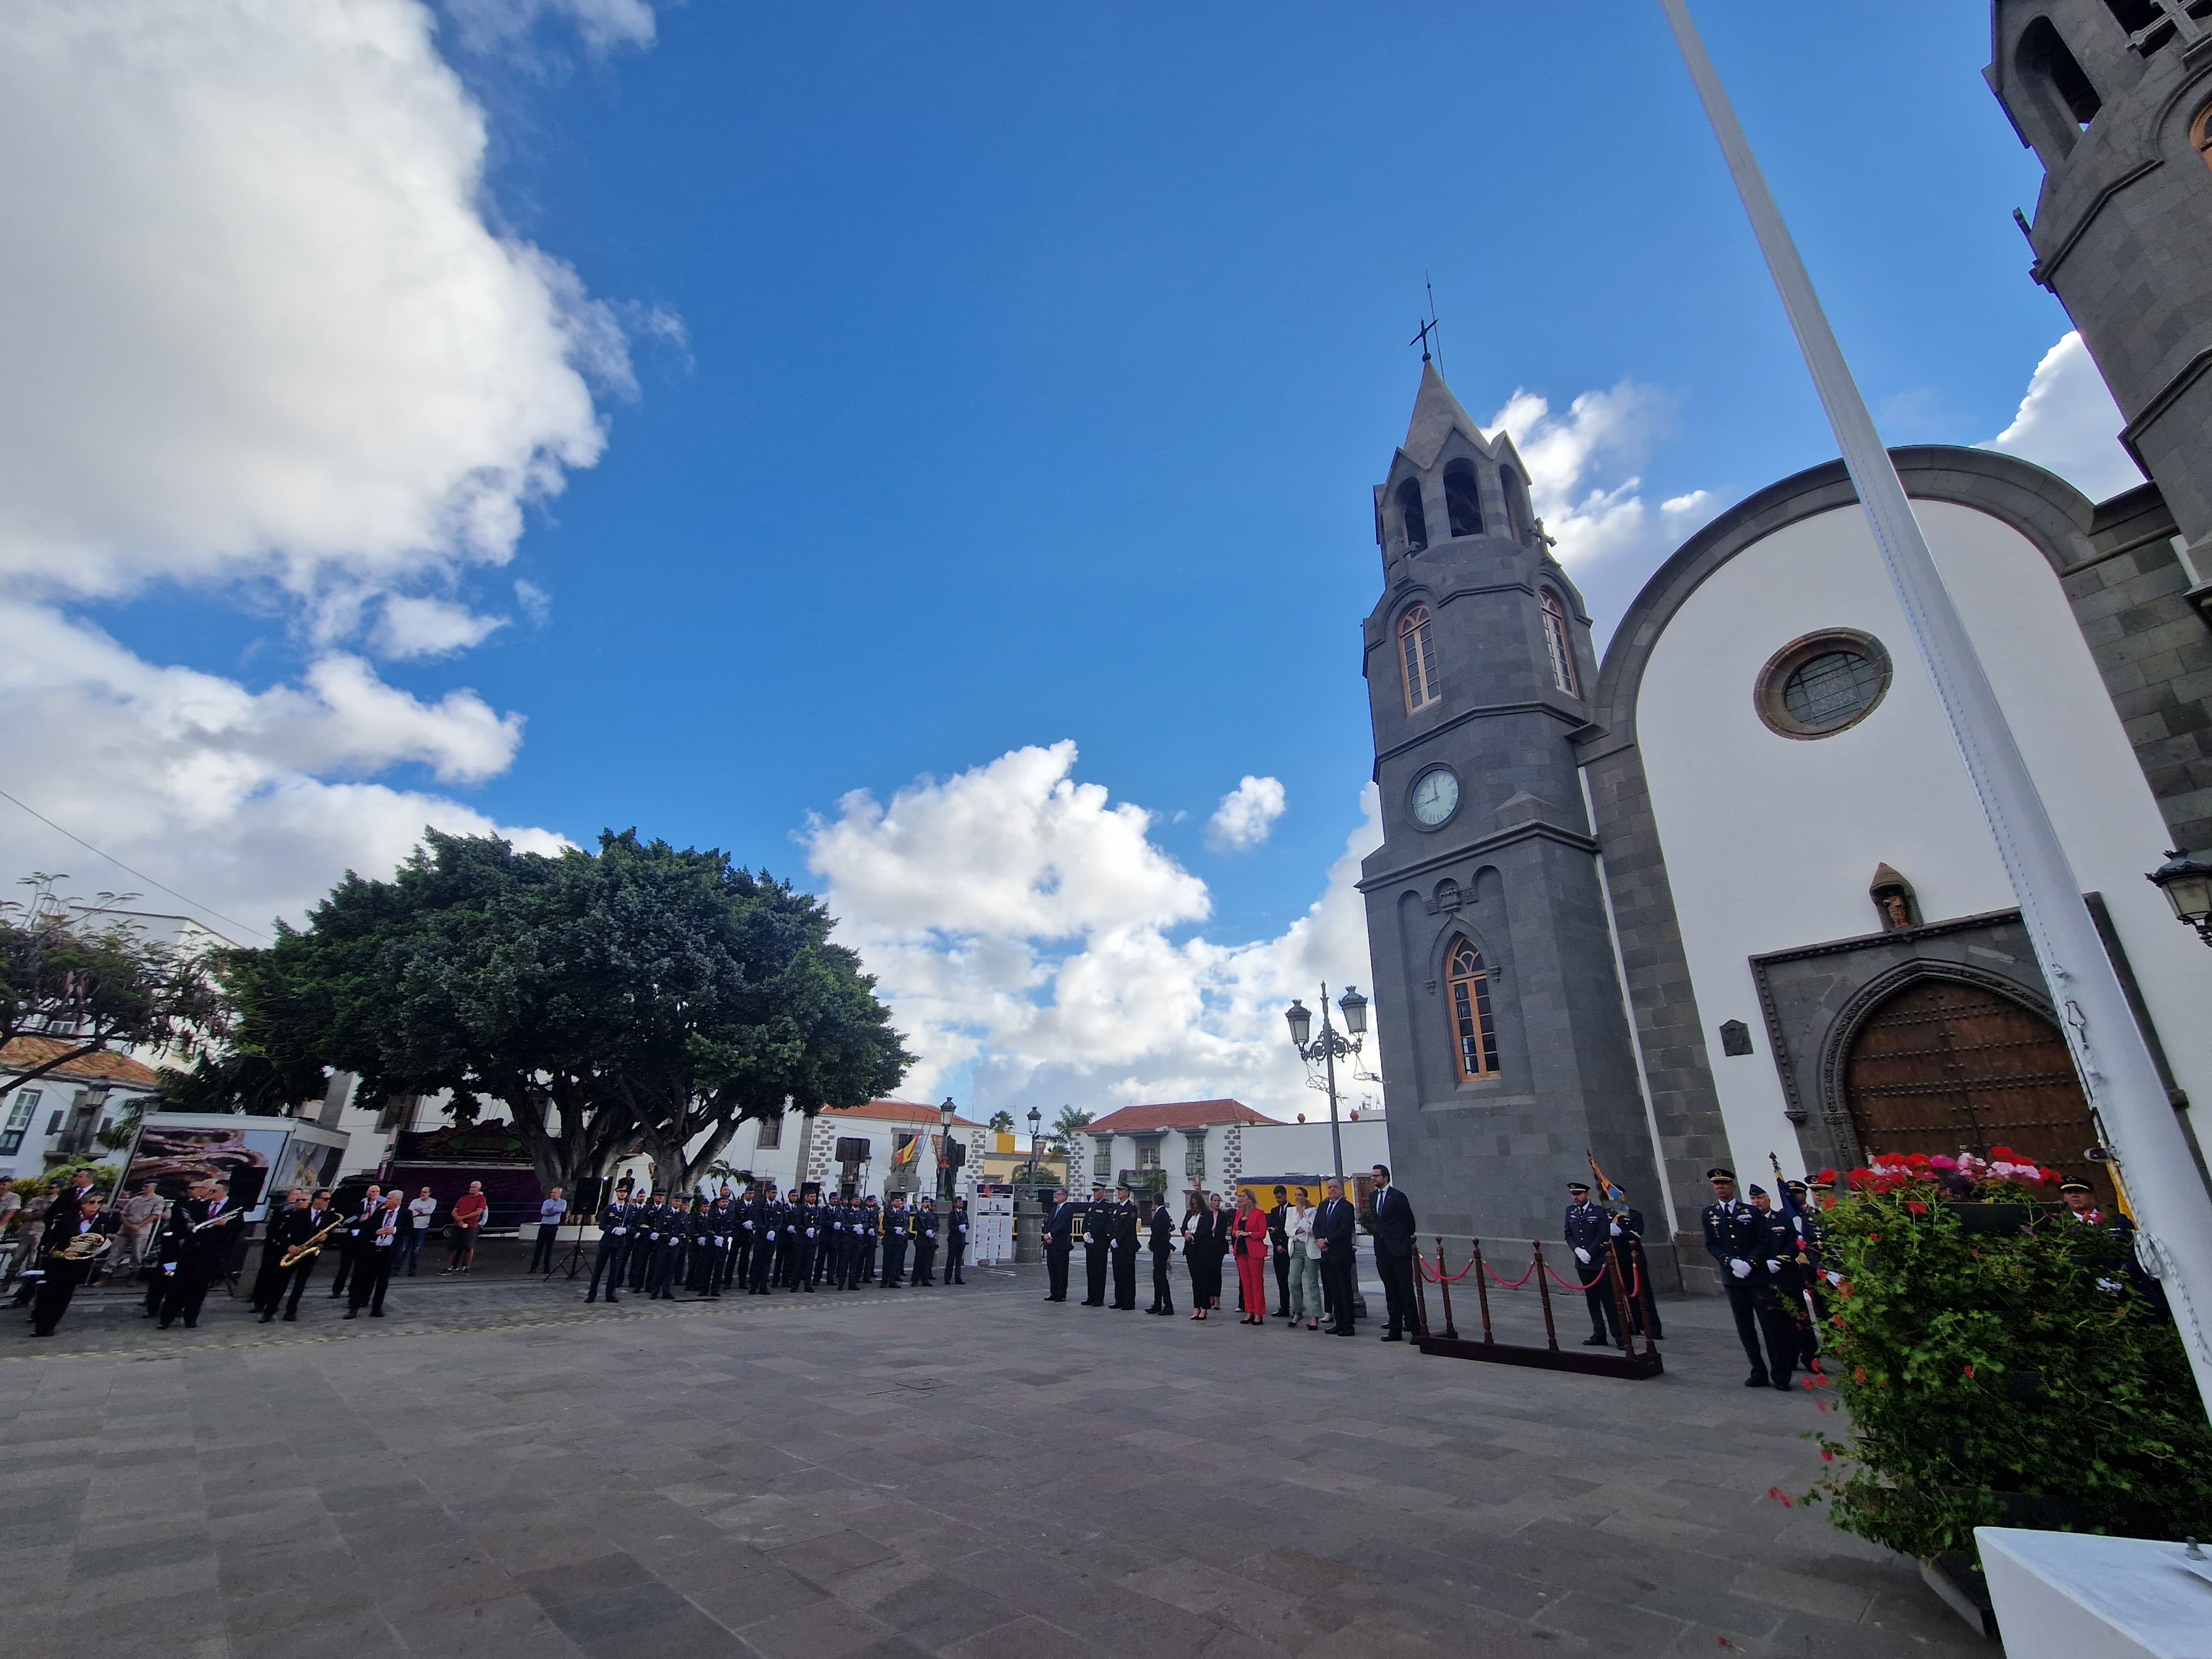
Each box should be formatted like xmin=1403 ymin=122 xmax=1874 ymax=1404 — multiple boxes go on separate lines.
xmin=1754 ymin=629 xmax=1892 ymax=739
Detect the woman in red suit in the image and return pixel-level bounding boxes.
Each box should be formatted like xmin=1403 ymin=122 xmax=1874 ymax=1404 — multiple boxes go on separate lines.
xmin=1232 ymin=1191 xmax=1271 ymax=1324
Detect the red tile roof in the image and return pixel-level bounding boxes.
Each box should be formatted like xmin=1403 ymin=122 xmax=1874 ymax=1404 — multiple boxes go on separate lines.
xmin=1085 ymin=1099 xmax=1280 ymax=1134
xmin=0 ymin=1036 xmax=161 ymax=1089
xmin=823 ymin=1099 xmax=985 ymax=1130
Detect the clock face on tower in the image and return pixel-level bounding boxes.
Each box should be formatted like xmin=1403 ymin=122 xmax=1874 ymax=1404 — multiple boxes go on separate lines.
xmin=1409 ymin=766 xmax=1460 ymax=827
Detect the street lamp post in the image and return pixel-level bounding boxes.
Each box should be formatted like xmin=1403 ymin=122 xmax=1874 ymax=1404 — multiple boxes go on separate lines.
xmin=936 ymin=1097 xmax=958 ymax=1212
xmin=1284 ymin=984 xmax=1369 ymax=1183
xmin=1025 ymin=1105 xmax=1044 ymax=1191
xmin=2148 ymin=851 xmax=2212 ymax=946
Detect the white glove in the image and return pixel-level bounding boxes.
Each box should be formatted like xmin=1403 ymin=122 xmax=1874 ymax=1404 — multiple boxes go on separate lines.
xmin=1608 ymin=1222 xmax=1621 ymax=1237
xmin=1824 ymin=1270 xmax=1843 ymax=1287
xmin=1729 ymin=1258 xmax=1751 ymax=1279
xmin=2095 ymin=1277 xmax=2122 ymax=1292
xmin=1573 ymin=1247 xmax=1592 ymax=1264
xmin=766 ymin=1230 xmax=776 ymax=1240
xmin=1765 ymin=1259 xmax=1783 ymax=1275
xmin=807 ymin=1228 xmax=817 ymax=1238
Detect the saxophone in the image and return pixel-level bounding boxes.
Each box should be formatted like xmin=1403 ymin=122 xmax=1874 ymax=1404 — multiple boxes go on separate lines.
xmin=279 ymin=1214 xmax=347 ymax=1269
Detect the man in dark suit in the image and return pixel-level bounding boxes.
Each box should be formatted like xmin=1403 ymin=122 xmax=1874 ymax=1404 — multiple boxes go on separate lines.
xmin=1369 ymin=1164 xmax=1417 ymax=1342
xmin=345 ymin=1191 xmax=404 ymax=1318
xmin=1108 ymin=1185 xmax=1140 ymax=1310
xmin=1314 ymin=1178 xmax=1359 ymax=1336
xmin=1267 ymin=1186 xmax=1291 ymax=1317
xmin=327 ymin=1182 xmax=380 ymax=1299
xmin=270 ymin=1189 xmax=338 ymax=1322
xmin=1702 ymin=1167 xmax=1796 ymax=1390
xmin=30 ymin=1194 xmax=111 ymax=1338
xmin=1564 ymin=1180 xmax=1620 ymax=1348
xmin=252 ymin=1187 xmax=311 ymax=1319
xmin=1042 ymin=1189 xmax=1074 ymax=1301
xmin=159 ymin=1178 xmax=243 ymax=1330
xmin=1081 ymin=1186 xmax=1110 ymax=1307
xmin=1145 ymin=1196 xmax=1177 ymax=1315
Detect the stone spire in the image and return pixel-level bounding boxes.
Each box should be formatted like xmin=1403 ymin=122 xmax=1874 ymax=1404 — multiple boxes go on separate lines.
xmin=1400 ymin=361 xmax=1488 ymax=469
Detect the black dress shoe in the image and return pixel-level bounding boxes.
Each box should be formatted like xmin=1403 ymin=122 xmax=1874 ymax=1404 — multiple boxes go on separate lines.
xmin=1744 ymin=1375 xmax=1771 ymax=1387
xmin=1581 ymin=1334 xmax=1611 ymax=1347
xmin=1380 ymin=1333 xmax=1403 ymax=1342
xmin=369 ymin=1310 xmax=384 ymax=1317
xmin=343 ymin=1310 xmax=357 ymax=1319
xmin=1772 ymin=1378 xmax=1794 ymax=1392
xmin=282 ymin=1311 xmax=296 ymax=1321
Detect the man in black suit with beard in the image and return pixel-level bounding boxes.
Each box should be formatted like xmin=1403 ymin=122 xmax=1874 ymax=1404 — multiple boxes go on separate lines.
xmin=1369 ymin=1165 xmax=1418 ymax=1342
xmin=1042 ymin=1189 xmax=1074 ymax=1302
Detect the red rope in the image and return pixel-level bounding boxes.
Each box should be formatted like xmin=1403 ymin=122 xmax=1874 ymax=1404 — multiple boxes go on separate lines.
xmin=1417 ymin=1249 xmax=1642 ymax=1300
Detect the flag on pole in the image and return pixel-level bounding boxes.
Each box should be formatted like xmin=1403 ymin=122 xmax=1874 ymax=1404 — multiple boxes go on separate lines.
xmin=1585 ymin=1150 xmax=1624 ymax=1203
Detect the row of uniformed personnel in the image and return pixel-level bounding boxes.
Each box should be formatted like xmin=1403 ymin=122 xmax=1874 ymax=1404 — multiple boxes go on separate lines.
xmin=585 ymin=1184 xmax=972 ymax=1303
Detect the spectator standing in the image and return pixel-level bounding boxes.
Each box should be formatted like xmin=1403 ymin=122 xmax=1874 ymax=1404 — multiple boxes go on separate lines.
xmin=1283 ymin=1187 xmax=1321 ymax=1329
xmin=0 ymin=1176 xmax=19 ymax=1237
xmin=1370 ymin=1164 xmax=1418 ymax=1343
xmin=1314 ymin=1178 xmax=1358 ymax=1337
xmin=1145 ymin=1193 xmax=1177 ymax=1316
xmin=400 ymin=1187 xmax=436 ymax=1276
xmin=1267 ymin=1186 xmax=1291 ymax=1317
xmin=1232 ymin=1190 xmax=1271 ymax=1325
xmin=445 ymin=1181 xmax=487 ymax=1274
xmin=528 ymin=1187 xmax=568 ymax=1272
xmin=1183 ymin=1191 xmax=1224 ymax=1321
xmin=117 ymin=1181 xmax=166 ymax=1271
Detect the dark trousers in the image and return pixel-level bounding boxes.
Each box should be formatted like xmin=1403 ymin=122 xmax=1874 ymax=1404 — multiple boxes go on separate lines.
xmin=1581 ymin=1263 xmax=1623 ymax=1345
xmin=1110 ymin=1246 xmax=1136 ymax=1309
xmin=881 ymin=1239 xmax=907 ymax=1286
xmin=841 ymin=1239 xmax=866 ymax=1290
xmin=1150 ymin=1253 xmax=1174 ymax=1313
xmin=250 ymin=1242 xmax=290 ymax=1313
xmin=777 ymin=1236 xmax=799 ymax=1288
xmin=1045 ymin=1246 xmax=1070 ymax=1300
xmin=860 ymin=1234 xmax=877 ymax=1281
xmin=529 ymin=1225 xmax=561 ymax=1273
xmin=1615 ymin=1242 xmax=1663 ymax=1339
xmin=945 ymin=1241 xmax=966 ymax=1284
xmin=629 ymin=1235 xmax=654 ymax=1290
xmin=748 ymin=1239 xmax=776 ymax=1293
xmin=348 ymin=1247 xmax=394 ymax=1313
xmin=397 ymin=1228 xmax=426 ymax=1275
xmin=1376 ymin=1250 xmax=1417 ymax=1337
xmin=1272 ymin=1248 xmax=1290 ymax=1315
xmin=1723 ymin=1279 xmax=1797 ymax=1384
xmin=1321 ymin=1256 xmax=1357 ymax=1334
xmin=794 ymin=1238 xmax=817 ymax=1289
xmin=327 ymin=1239 xmax=354 ymax=1297
xmin=731 ymin=1234 xmax=751 ymax=1287
xmin=647 ymin=1240 xmax=682 ymax=1298
xmin=692 ymin=1242 xmax=724 ymax=1295
xmin=158 ymin=1257 xmax=218 ymax=1327
xmin=588 ymin=1236 xmax=628 ymax=1300
xmin=278 ymin=1254 xmax=320 ymax=1316
xmin=1083 ymin=1245 xmax=1108 ymax=1306
xmin=912 ymin=1241 xmax=936 ymax=1286
xmin=32 ymin=1264 xmax=88 ymax=1336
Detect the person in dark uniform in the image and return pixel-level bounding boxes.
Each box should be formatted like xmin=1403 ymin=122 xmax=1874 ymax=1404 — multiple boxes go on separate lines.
xmin=729 ymin=1182 xmax=755 ymax=1289
xmin=345 ymin=1191 xmax=404 ymax=1318
xmin=159 ymin=1177 xmax=243 ymax=1330
xmin=252 ymin=1188 xmax=311 ymax=1319
xmin=1605 ymin=1193 xmax=1662 ymax=1340
xmin=1267 ymin=1186 xmax=1291 ymax=1317
xmin=842 ymin=1198 xmax=872 ymax=1290
xmin=858 ymin=1196 xmax=882 ymax=1283
xmin=1702 ymin=1168 xmax=1796 ymax=1390
xmin=821 ymin=1194 xmax=846 ymax=1288
xmin=1781 ymin=1179 xmax=1820 ymax=1365
xmin=692 ymin=1191 xmax=730 ymax=1295
xmin=945 ymin=1197 xmax=969 ymax=1285
xmin=630 ymin=1188 xmax=666 ymax=1291
xmin=648 ymin=1198 xmax=691 ymax=1300
xmin=1750 ymin=1186 xmax=1807 ymax=1384
xmin=881 ymin=1195 xmax=911 ymax=1287
xmin=1042 ymin=1188 xmax=1074 ymax=1302
xmin=1108 ymin=1185 xmax=1139 ymax=1310
xmin=587 ymin=1188 xmax=637 ymax=1302
xmin=1564 ymin=1181 xmax=1620 ymax=1347
xmin=2058 ymin=1176 xmax=2167 ymax=1316
xmin=1081 ymin=1186 xmax=1110 ymax=1307
xmin=1146 ymin=1195 xmax=1177 ymax=1314
xmin=911 ymin=1197 xmax=940 ymax=1286
xmin=746 ymin=1184 xmax=781 ymax=1294
xmin=793 ymin=1187 xmax=822 ymax=1291
xmin=268 ymin=1188 xmax=338 ymax=1322
xmin=30 ymin=1195 xmax=111 ymax=1338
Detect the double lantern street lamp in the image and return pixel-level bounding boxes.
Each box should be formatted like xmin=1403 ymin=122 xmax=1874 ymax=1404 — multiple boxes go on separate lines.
xmin=936 ymin=1097 xmax=959 ymax=1212
xmin=1025 ymin=1105 xmax=1044 ymax=1190
xmin=1284 ymin=983 xmax=1368 ymax=1183
xmin=2148 ymin=850 xmax=2212 ymax=947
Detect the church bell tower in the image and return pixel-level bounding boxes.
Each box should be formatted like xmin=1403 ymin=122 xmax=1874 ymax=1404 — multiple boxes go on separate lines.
xmin=1989 ymin=0 xmax=2212 ymax=575
xmin=1359 ymin=362 xmax=1667 ymax=1256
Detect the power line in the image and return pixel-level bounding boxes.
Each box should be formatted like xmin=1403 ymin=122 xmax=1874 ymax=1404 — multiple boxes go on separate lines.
xmin=0 ymin=784 xmax=272 ymax=943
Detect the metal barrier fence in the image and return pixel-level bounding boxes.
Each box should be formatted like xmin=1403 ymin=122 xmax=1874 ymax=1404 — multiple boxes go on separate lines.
xmin=1413 ymin=1234 xmax=1663 ymax=1380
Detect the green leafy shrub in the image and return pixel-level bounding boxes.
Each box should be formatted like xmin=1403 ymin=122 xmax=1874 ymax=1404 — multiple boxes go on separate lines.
xmin=1806 ymin=1180 xmax=2212 ymax=1559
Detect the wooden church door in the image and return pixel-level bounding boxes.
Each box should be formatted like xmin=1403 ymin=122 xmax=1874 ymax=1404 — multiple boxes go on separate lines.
xmin=1843 ymin=977 xmax=2111 ymax=1205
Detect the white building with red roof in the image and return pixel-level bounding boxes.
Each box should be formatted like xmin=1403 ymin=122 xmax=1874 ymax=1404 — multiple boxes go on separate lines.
xmin=1074 ymin=1098 xmax=1277 ymax=1196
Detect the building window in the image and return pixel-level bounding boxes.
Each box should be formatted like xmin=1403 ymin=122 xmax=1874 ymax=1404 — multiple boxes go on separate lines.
xmin=1446 ymin=937 xmax=1500 ymax=1081
xmin=45 ymin=1111 xmax=63 ymax=1136
xmin=1755 ymin=629 xmax=1893 ymax=739
xmin=2106 ymin=0 xmax=2172 ymax=52
xmin=2016 ymin=17 xmax=2102 ymax=156
xmin=2194 ymin=102 xmax=2212 ymax=173
xmin=1443 ymin=459 xmax=1484 ymax=538
xmin=0 ymin=1090 xmax=39 ymax=1158
xmin=1136 ymin=1140 xmax=1161 ymax=1169
xmin=1399 ymin=604 xmax=1439 ymax=711
xmin=1395 ymin=478 xmax=1428 ymax=553
xmin=1500 ymin=467 xmax=1531 ymax=542
xmin=756 ymin=1115 xmax=782 ymax=1150
xmin=1539 ymin=589 xmax=1579 ymax=695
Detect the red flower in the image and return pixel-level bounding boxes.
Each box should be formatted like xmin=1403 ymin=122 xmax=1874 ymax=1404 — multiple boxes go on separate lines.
xmin=1989 ymin=1145 xmax=2015 ymax=1160
xmin=1765 ymin=1487 xmax=1794 ymax=1507
xmin=1820 ymin=1449 xmax=1834 ymax=1462
xmin=1906 ymin=1201 xmax=1928 ymax=1215
xmin=1853 ymin=1366 xmax=1867 ymax=1384
xmin=1963 ymin=1364 xmax=1975 ymax=1379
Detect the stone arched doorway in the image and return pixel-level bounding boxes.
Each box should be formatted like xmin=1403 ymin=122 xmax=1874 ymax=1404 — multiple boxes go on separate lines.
xmin=1843 ymin=975 xmax=2109 ymax=1204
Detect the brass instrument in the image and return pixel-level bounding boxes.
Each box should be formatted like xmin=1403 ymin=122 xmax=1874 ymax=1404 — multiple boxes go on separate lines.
xmin=54 ymin=1230 xmax=112 ymax=1263
xmin=279 ymin=1214 xmax=346 ymax=1269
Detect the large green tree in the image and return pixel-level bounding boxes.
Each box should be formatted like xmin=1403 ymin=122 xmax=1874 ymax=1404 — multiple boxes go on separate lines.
xmin=230 ymin=830 xmax=911 ymax=1196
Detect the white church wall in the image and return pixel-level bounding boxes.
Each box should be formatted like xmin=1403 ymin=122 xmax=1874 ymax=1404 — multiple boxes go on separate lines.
xmin=1629 ymin=499 xmax=2212 ymax=1176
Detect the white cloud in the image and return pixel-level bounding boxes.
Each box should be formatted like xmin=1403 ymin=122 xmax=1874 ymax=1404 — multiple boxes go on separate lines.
xmin=514 ymin=578 xmax=552 ymax=627
xmin=1489 ymin=381 xmax=1717 ymax=577
xmin=805 ymin=744 xmax=1382 ymax=1120
xmin=1982 ymin=331 xmax=2145 ymax=503
xmin=374 ymin=595 xmax=510 ymax=659
xmin=0 ymin=0 xmax=648 ymax=927
xmin=1204 ymin=775 xmax=1287 ymax=852
xmin=443 ymin=0 xmax=657 ymax=55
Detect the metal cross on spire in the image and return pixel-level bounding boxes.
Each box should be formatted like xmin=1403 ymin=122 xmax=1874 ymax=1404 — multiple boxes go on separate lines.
xmin=1409 ymin=317 xmax=1439 ymax=362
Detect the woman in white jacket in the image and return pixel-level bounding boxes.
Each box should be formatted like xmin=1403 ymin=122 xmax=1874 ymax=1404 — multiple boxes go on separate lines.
xmin=1282 ymin=1187 xmax=1321 ymax=1330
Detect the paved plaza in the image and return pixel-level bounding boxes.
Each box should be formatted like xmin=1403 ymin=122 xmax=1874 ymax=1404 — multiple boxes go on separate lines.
xmin=0 ymin=1266 xmax=1989 ymax=1658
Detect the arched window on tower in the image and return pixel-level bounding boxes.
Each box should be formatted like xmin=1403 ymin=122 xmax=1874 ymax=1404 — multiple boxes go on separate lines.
xmin=2015 ymin=17 xmax=2102 ymax=156
xmin=1396 ymin=478 xmax=1428 ymax=553
xmin=1446 ymin=936 xmax=1500 ymax=1081
xmin=1500 ymin=467 xmax=1532 ymax=543
xmin=1540 ymin=589 xmax=1579 ymax=696
xmin=1443 ymin=459 xmax=1484 ymax=539
xmin=1399 ymin=604 xmax=1439 ymax=712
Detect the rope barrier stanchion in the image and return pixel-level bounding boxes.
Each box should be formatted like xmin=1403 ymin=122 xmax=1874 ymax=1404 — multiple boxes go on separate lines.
xmin=1608 ymin=1241 xmax=1636 ymax=1355
xmin=1412 ymin=1240 xmax=1434 ymax=1340
xmin=1434 ymin=1234 xmax=1459 ymax=1341
xmin=1533 ymin=1241 xmax=1560 ymax=1351
xmin=1473 ymin=1238 xmax=1494 ymax=1344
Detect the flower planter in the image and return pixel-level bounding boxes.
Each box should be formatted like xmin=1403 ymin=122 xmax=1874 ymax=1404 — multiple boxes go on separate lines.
xmin=1918 ymin=1553 xmax=1996 ymax=1640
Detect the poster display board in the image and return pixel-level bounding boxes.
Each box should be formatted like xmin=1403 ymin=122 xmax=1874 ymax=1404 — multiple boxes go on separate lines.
xmin=971 ymin=1194 xmax=1015 ymax=1265
xmin=117 ymin=1113 xmax=351 ymax=1223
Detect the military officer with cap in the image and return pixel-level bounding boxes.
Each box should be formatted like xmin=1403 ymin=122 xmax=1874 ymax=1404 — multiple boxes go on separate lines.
xmin=1605 ymin=1191 xmax=1661 ymax=1340
xmin=1564 ymin=1181 xmax=1621 ymax=1347
xmin=587 ymin=1187 xmax=639 ymax=1303
xmin=945 ymin=1197 xmax=970 ymax=1285
xmin=859 ymin=1196 xmax=882 ymax=1282
xmin=1042 ymin=1188 xmax=1074 ymax=1301
xmin=911 ymin=1197 xmax=940 ymax=1286
xmin=1702 ymin=1167 xmax=1797 ymax=1389
xmin=746 ymin=1182 xmax=781 ymax=1294
xmin=2059 ymin=1176 xmax=2166 ymax=1314
xmin=881 ymin=1194 xmax=911 ymax=1286
xmin=1081 ymin=1185 xmax=1110 ymax=1307
xmin=1108 ymin=1185 xmax=1140 ymax=1310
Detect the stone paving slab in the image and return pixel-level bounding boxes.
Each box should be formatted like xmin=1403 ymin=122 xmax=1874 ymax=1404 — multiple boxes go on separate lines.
xmin=0 ymin=1266 xmax=1993 ymax=1657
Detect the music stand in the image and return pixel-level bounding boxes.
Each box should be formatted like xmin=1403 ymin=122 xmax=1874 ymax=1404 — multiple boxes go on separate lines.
xmin=546 ymin=1176 xmax=602 ymax=1281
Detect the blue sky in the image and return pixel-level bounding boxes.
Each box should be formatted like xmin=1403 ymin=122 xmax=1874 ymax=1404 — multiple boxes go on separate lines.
xmin=0 ymin=1 xmax=2125 ymax=1115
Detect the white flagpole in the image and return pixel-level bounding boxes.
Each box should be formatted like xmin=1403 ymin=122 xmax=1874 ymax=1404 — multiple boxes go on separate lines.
xmin=1658 ymin=0 xmax=2212 ymax=1420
